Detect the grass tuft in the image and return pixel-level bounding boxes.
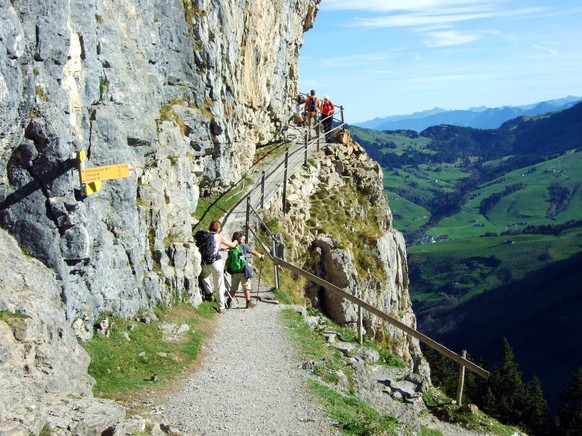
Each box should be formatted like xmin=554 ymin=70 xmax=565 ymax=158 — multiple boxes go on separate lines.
xmin=81 ymin=302 xmax=215 ymax=400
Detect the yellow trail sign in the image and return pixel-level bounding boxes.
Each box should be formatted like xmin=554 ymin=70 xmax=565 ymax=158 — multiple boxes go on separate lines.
xmin=80 ymin=163 xmax=131 ymax=183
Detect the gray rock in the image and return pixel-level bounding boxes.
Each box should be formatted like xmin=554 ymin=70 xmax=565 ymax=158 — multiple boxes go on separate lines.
xmin=0 ymin=0 xmax=313 ymax=333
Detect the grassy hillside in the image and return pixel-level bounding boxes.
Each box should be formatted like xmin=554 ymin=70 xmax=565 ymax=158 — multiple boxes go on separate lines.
xmin=431 ymin=249 xmax=582 ymax=410
xmin=352 ymin=124 xmax=582 ymax=239
xmin=350 ymin=106 xmax=582 ymax=412
xmin=432 ymin=150 xmax=582 ymax=238
xmin=408 ymin=227 xmax=582 ymax=309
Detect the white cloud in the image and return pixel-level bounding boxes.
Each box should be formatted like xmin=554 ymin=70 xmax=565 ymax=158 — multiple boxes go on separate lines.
xmin=322 ymin=0 xmax=496 ymax=13
xmin=366 ymin=69 xmax=396 ymax=75
xmin=325 ymin=0 xmax=550 ymax=31
xmin=351 ymin=11 xmax=496 ymax=29
xmin=531 ymin=44 xmax=559 ymax=56
xmin=424 ymin=30 xmax=481 ymax=47
xmin=405 ymin=73 xmax=469 ymax=83
xmin=321 ymin=52 xmax=396 ymax=68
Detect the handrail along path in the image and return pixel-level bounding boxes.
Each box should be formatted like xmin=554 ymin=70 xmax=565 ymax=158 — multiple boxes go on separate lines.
xmin=221 ymin=97 xmax=490 ymax=382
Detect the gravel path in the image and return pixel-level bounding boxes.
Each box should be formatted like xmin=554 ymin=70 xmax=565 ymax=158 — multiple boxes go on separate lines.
xmin=159 ymin=287 xmax=338 ymax=435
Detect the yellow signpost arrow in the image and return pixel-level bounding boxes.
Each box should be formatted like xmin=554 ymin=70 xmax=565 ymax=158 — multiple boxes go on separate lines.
xmin=77 ymin=149 xmax=134 ymax=196
xmin=80 ymin=163 xmax=131 ymax=183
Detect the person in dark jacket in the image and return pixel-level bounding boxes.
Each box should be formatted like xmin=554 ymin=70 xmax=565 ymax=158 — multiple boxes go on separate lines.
xmin=200 ymin=220 xmax=238 ymax=313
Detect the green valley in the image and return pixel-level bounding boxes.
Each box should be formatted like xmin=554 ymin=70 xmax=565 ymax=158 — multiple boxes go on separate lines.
xmin=350 ymin=102 xmax=582 ymax=413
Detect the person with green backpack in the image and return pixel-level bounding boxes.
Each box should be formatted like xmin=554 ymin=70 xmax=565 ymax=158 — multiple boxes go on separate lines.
xmin=226 ymin=231 xmax=264 ymax=309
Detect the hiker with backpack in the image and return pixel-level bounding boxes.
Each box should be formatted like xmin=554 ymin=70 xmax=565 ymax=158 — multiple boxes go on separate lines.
xmin=321 ymin=95 xmax=335 ymax=142
xmin=295 ymin=93 xmax=306 ymax=126
xmin=195 ymin=220 xmax=238 ymax=313
xmin=304 ymin=89 xmax=321 ymax=140
xmin=226 ymin=231 xmax=264 ymax=309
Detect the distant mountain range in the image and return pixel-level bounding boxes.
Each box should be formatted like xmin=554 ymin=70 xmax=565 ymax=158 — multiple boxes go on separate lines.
xmin=353 ymin=96 xmax=582 ymax=132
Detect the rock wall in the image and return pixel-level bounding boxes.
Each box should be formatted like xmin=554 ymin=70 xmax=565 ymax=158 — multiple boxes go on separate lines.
xmin=0 ymin=0 xmax=320 ymax=432
xmin=0 ymin=0 xmax=319 ymax=333
xmin=266 ymin=139 xmax=430 ymax=377
xmin=0 ymin=0 xmax=431 ymax=431
xmin=0 ymin=229 xmax=126 ymax=434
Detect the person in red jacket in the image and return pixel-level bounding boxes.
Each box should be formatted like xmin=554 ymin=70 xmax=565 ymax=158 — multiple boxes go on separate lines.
xmin=321 ymin=95 xmax=335 ymax=142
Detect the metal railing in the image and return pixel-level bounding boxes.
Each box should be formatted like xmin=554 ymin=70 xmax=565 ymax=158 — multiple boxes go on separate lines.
xmin=221 ymin=104 xmax=346 ymax=233
xmin=222 ymin=94 xmax=488 ymax=403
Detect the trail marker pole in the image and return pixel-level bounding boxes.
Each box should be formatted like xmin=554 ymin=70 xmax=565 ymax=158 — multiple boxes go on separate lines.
xmin=282 ymin=149 xmax=289 ymax=214
xmin=457 ymin=350 xmax=468 ymax=405
xmin=260 ymin=171 xmax=265 ymax=209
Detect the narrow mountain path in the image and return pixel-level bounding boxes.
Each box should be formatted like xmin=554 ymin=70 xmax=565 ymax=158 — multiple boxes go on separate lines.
xmin=221 ymin=123 xmax=323 ymax=240
xmin=150 ymin=123 xmax=492 ymax=436
xmin=157 ymin=287 xmax=338 ymax=435
xmin=155 ymin=124 xmax=338 ymax=434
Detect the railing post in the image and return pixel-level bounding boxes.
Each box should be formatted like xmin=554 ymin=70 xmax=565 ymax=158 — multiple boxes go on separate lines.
xmin=272 ymin=238 xmax=280 ymax=289
xmin=304 ymin=133 xmax=308 ymax=166
xmin=282 ymin=148 xmax=289 ymax=214
xmin=340 ymin=106 xmax=345 ymax=133
xmin=357 ymin=289 xmax=363 ymax=344
xmin=261 ymin=170 xmax=265 ymax=209
xmin=245 ymin=196 xmax=251 ymax=241
xmin=456 ymin=350 xmax=467 ymax=405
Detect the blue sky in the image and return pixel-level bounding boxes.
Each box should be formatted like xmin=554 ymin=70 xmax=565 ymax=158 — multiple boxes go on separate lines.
xmin=298 ymin=0 xmax=582 ymax=123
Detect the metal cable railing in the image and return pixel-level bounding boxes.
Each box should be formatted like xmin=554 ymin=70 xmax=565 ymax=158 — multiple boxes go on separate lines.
xmin=218 ymin=95 xmax=488 ymax=403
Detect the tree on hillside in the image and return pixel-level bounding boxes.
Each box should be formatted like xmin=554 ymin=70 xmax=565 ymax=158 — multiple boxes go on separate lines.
xmin=465 ymin=355 xmax=490 ymax=405
xmin=422 ymin=347 xmax=457 ymax=397
xmin=484 ymin=338 xmax=527 ymax=425
xmin=547 ymin=182 xmax=571 ymax=219
xmin=522 ymin=376 xmax=554 ymax=435
xmin=558 ymin=368 xmax=582 ymax=435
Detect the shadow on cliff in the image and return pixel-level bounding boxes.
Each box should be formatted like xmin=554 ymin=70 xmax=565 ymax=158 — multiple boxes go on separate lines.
xmin=0 ymin=157 xmax=78 ymax=212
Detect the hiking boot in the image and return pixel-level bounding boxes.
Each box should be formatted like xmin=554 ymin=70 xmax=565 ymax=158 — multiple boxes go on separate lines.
xmin=246 ymin=300 xmax=256 ymax=309
xmin=226 ymin=297 xmax=232 ymax=309
xmin=203 ymin=292 xmax=213 ymax=302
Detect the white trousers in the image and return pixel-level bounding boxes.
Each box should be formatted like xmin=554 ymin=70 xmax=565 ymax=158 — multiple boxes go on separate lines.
xmin=201 ymin=258 xmax=227 ymax=309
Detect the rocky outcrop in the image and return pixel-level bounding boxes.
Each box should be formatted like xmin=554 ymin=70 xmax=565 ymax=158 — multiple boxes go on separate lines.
xmin=0 ymin=0 xmax=430 ymax=431
xmin=265 ymin=139 xmax=430 ymax=378
xmin=0 ymin=0 xmax=320 ymax=432
xmin=0 ymin=228 xmax=125 ymax=434
xmin=0 ymin=0 xmax=319 ymax=332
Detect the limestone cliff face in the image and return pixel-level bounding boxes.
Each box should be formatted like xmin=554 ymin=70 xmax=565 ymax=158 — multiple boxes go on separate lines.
xmin=0 ymin=0 xmax=318 ymax=333
xmin=0 ymin=0 xmax=429 ymax=431
xmin=0 ymin=0 xmax=320 ymax=430
xmin=266 ymin=139 xmax=430 ymax=377
xmin=0 ymin=229 xmax=125 ymax=434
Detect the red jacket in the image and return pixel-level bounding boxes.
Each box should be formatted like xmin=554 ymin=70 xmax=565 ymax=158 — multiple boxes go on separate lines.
xmin=321 ymin=100 xmax=335 ymax=117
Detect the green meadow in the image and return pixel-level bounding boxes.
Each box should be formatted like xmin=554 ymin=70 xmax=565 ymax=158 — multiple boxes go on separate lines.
xmin=407 ymin=227 xmax=582 ymax=307
xmin=351 ymin=115 xmax=582 ymax=412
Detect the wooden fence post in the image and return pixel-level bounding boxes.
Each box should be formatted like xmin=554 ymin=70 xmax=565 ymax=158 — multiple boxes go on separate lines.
xmin=457 ymin=350 xmax=467 ymax=405
xmin=260 ymin=170 xmax=265 ymax=209
xmin=273 ymin=238 xmax=280 ymax=289
xmin=304 ymin=133 xmax=308 ymax=166
xmin=358 ymin=290 xmax=363 ymax=344
xmin=245 ymin=196 xmax=251 ymax=241
xmin=282 ymin=149 xmax=289 ymax=214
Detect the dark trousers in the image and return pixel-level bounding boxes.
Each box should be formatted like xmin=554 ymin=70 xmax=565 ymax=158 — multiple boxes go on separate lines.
xmin=322 ymin=115 xmax=333 ymax=141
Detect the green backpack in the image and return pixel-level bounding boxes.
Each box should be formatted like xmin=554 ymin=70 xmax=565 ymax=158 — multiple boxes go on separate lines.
xmin=226 ymin=245 xmax=247 ymax=274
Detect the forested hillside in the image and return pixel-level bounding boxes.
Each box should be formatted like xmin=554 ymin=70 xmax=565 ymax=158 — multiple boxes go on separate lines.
xmin=350 ymin=102 xmax=582 ymax=418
